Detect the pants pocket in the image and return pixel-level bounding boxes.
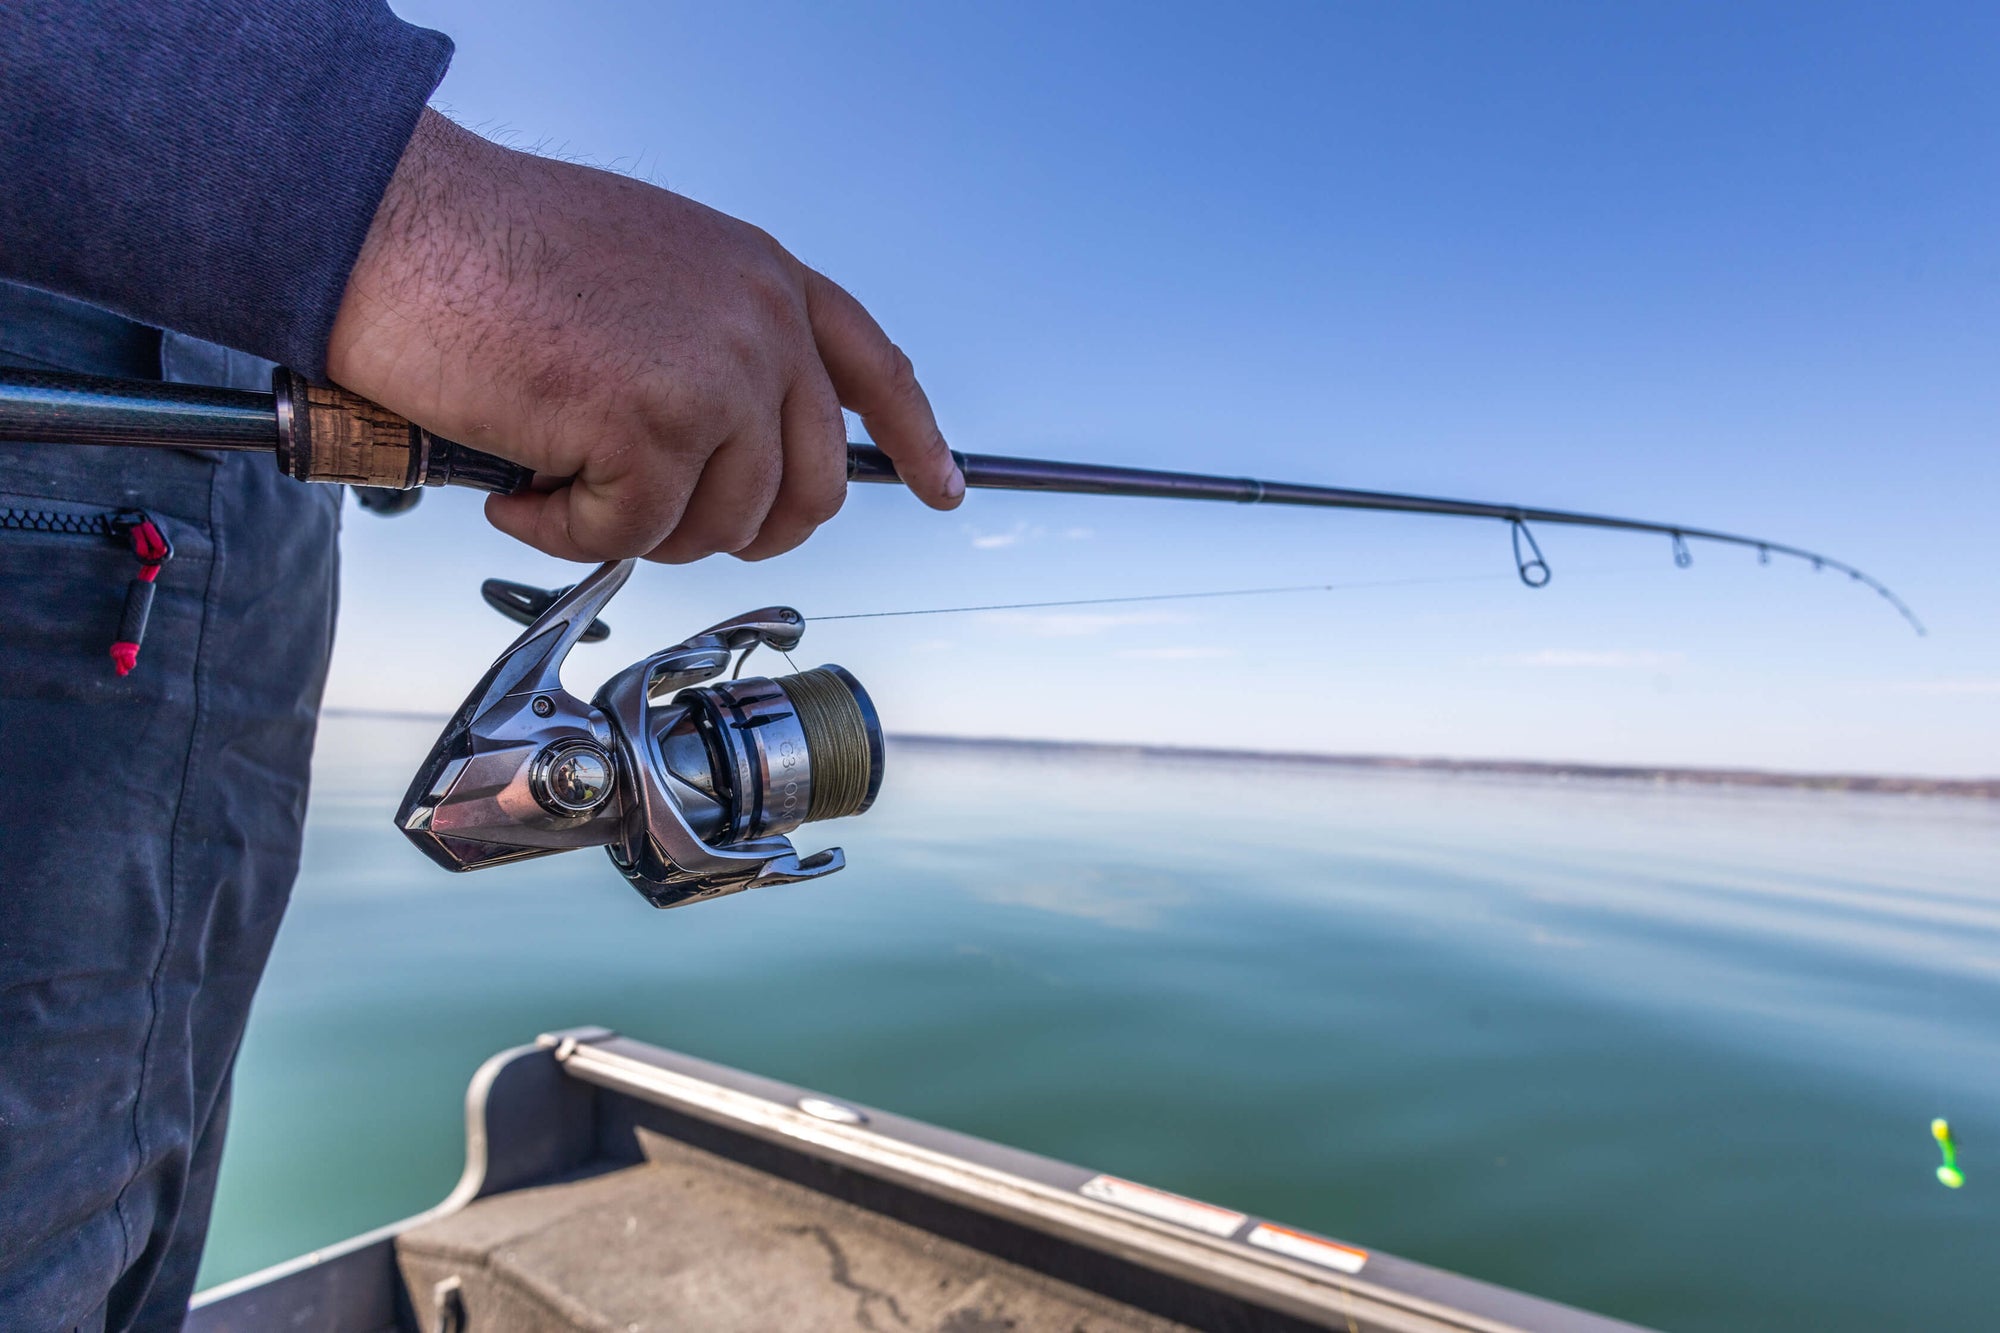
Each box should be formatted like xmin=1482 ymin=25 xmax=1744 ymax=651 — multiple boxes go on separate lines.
xmin=0 ymin=490 xmax=213 ymax=704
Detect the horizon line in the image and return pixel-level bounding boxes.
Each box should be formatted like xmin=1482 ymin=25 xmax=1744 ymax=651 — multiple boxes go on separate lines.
xmin=320 ymin=707 xmax=1997 ymax=798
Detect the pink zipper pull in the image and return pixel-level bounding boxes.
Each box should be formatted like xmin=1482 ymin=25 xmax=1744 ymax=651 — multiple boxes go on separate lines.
xmin=110 ymin=510 xmax=172 ymax=676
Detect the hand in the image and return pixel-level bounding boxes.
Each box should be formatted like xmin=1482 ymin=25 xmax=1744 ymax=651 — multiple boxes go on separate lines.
xmin=325 ymin=110 xmax=963 ymax=562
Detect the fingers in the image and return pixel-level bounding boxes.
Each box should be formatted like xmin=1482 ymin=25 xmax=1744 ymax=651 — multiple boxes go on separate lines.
xmin=489 ymin=258 xmax=954 ymax=564
xmin=804 ymin=268 xmax=963 ymax=510
xmin=644 ymin=424 xmax=784 ymax=564
xmin=733 ymin=370 xmax=849 ymax=562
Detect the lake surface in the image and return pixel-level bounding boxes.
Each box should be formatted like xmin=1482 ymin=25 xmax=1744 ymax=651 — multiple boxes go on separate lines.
xmin=200 ymin=716 xmax=2000 ymax=1331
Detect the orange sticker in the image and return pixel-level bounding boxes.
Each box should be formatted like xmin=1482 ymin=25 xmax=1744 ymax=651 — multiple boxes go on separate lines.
xmin=1246 ymin=1222 xmax=1369 ymax=1274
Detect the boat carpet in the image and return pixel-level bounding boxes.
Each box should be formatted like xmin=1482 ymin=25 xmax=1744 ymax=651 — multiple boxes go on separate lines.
xmin=395 ymin=1126 xmax=1195 ymax=1333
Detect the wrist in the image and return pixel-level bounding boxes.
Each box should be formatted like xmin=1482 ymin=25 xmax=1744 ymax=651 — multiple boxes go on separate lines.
xmin=325 ymin=109 xmax=495 ymax=400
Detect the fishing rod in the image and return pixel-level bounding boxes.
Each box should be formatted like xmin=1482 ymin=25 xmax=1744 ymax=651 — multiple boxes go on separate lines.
xmin=0 ymin=365 xmax=1924 ymax=911
xmin=846 ymin=447 xmax=1924 ymax=635
xmin=0 ymin=366 xmax=1921 ymax=634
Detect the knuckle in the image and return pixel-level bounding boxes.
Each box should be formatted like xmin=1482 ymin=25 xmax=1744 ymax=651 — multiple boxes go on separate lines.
xmin=651 ymin=525 xmax=715 ymax=563
xmin=719 ymin=519 xmax=765 ymax=556
xmin=742 ymin=255 xmax=807 ymax=331
xmin=718 ymin=323 xmax=785 ymax=395
xmin=880 ymin=342 xmax=920 ymax=400
xmin=570 ymin=524 xmax=640 ymax=561
xmin=671 ymin=500 xmax=767 ymax=561
xmin=746 ymin=274 xmax=798 ymax=331
xmin=919 ymin=426 xmax=951 ymax=466
xmin=746 ymin=224 xmax=804 ymax=277
xmin=738 ymin=534 xmax=801 ymax=563
xmin=801 ymin=481 xmax=846 ymax=526
xmin=577 ymin=488 xmax=676 ymax=561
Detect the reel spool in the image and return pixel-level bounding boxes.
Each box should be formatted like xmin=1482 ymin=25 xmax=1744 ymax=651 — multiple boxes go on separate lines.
xmin=396 ymin=561 xmax=882 ymax=909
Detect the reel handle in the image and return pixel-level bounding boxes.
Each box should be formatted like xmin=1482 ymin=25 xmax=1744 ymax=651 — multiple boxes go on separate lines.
xmin=272 ymin=369 xmax=530 ymax=495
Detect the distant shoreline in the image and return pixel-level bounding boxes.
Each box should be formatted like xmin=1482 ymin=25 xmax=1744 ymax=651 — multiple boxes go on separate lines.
xmin=320 ymin=709 xmax=1998 ymax=799
xmin=891 ymin=733 xmax=2000 ymax=799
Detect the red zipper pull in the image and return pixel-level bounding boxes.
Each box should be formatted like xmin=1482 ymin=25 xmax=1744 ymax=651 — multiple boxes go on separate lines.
xmin=109 ymin=510 xmax=172 ymax=676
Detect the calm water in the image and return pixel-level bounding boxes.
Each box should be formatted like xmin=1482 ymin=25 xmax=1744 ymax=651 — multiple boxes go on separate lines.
xmin=201 ymin=717 xmax=2000 ymax=1330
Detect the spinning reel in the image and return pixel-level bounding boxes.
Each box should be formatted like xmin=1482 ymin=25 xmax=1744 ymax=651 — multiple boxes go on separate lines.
xmin=396 ymin=561 xmax=883 ymax=909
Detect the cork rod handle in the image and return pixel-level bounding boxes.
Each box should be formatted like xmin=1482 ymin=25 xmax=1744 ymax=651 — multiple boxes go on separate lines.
xmin=271 ymin=369 xmax=531 ymax=495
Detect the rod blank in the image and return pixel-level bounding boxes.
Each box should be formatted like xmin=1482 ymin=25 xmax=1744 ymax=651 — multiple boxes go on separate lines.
xmin=0 ymin=367 xmax=275 ymax=452
xmin=847 ymin=445 xmax=1925 ymax=635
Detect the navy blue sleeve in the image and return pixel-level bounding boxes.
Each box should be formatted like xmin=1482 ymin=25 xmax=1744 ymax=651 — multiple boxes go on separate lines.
xmin=0 ymin=2 xmax=453 ymax=381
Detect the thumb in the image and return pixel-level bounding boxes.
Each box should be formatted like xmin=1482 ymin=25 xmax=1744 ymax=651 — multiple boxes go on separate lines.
xmin=485 ymin=475 xmax=684 ymax=562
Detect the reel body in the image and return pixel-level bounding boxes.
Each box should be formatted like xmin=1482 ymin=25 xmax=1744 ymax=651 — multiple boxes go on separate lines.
xmin=396 ymin=561 xmax=882 ymax=909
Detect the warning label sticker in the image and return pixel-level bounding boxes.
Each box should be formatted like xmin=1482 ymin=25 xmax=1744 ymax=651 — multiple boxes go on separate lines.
xmin=1245 ymin=1223 xmax=1369 ymax=1274
xmin=1078 ymin=1175 xmax=1247 ymax=1237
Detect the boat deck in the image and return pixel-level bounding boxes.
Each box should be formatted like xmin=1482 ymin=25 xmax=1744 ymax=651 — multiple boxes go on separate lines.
xmin=190 ymin=1028 xmax=1653 ymax=1333
xmin=401 ymin=1129 xmax=1188 ymax=1332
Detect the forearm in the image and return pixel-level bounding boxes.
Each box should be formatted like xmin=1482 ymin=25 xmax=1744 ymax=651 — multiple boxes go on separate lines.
xmin=0 ymin=0 xmax=451 ymax=378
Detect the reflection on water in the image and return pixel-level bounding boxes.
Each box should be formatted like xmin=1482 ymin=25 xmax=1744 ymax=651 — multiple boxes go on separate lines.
xmin=205 ymin=720 xmax=2000 ymax=1331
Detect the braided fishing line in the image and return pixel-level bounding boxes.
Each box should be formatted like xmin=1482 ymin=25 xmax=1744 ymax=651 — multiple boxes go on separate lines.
xmin=807 ymin=570 xmax=1532 ymax=624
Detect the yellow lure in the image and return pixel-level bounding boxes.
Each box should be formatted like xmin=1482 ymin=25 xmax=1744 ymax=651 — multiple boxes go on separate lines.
xmin=1933 ymin=1118 xmax=1964 ymax=1189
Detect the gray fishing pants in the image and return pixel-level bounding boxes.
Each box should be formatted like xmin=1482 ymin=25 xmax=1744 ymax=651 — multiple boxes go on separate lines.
xmin=0 ymin=284 xmax=341 ymax=1331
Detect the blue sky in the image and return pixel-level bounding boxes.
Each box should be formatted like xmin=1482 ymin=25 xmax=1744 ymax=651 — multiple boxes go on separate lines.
xmin=333 ymin=1 xmax=1999 ymax=775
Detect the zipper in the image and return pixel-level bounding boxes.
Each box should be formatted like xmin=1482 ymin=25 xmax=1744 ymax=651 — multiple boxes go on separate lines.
xmin=0 ymin=505 xmax=175 ymax=675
